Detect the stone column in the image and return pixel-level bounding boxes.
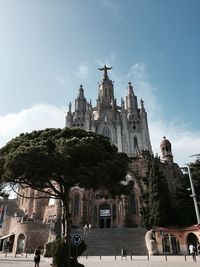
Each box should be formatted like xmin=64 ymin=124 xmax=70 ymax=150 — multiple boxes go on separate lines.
xmin=26 ymin=188 xmax=34 ymax=217
xmin=121 ymin=195 xmax=128 ymax=226
xmin=80 ymin=198 xmax=85 ymax=223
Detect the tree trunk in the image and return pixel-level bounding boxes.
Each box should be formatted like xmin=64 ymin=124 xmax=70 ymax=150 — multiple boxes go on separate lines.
xmin=62 ymin=189 xmax=72 ymax=267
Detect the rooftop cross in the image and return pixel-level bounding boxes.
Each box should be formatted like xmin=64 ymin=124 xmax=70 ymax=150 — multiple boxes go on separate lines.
xmin=98 ymin=65 xmax=112 ymax=79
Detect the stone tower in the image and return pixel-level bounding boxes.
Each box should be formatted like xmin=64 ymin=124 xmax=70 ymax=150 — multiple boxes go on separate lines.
xmin=66 ymin=65 xmax=152 ymax=157
xmin=160 ymin=136 xmax=173 ymax=163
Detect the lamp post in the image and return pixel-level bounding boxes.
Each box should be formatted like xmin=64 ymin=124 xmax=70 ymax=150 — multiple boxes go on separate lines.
xmin=181 ymin=164 xmax=200 ymax=224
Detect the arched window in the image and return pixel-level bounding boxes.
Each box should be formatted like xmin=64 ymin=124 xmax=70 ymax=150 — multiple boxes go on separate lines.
xmin=74 ymin=194 xmax=80 ymax=216
xmin=102 ymin=127 xmax=111 ymax=141
xmin=94 ymin=205 xmax=97 ymax=223
xmin=134 ymin=136 xmax=138 ymax=149
xmin=112 ymin=205 xmax=116 ymax=221
xmin=130 ymin=193 xmax=136 ymax=214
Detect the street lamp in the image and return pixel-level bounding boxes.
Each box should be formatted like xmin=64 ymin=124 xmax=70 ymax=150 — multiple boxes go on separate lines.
xmin=181 ymin=164 xmax=200 ymax=224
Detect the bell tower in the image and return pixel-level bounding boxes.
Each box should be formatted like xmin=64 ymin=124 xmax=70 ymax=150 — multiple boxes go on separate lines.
xmin=160 ymin=136 xmax=173 ymax=163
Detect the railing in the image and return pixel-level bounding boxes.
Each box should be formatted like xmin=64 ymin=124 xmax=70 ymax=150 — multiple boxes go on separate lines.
xmin=81 ymin=249 xmax=190 ymax=261
xmin=0 ymin=248 xmax=43 ymax=258
xmin=0 ymin=247 xmax=191 ymax=262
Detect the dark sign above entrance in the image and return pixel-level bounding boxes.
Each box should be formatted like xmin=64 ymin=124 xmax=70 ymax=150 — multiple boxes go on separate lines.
xmin=100 ymin=209 xmax=110 ymax=217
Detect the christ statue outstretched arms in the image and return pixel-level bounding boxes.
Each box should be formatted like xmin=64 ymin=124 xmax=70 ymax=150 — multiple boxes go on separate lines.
xmin=98 ymin=65 xmax=112 ymax=79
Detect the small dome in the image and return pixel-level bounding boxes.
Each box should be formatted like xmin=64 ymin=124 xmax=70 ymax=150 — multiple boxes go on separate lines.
xmin=160 ymin=136 xmax=171 ymax=147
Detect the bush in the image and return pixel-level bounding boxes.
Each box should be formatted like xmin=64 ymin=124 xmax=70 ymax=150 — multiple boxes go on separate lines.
xmin=51 ymin=238 xmax=87 ymax=267
xmin=52 ymin=239 xmax=68 ymax=267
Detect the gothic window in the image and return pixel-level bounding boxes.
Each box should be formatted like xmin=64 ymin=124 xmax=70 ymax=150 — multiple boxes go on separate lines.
xmin=102 ymin=127 xmax=111 ymax=141
xmin=74 ymin=194 xmax=80 ymax=216
xmin=112 ymin=205 xmax=116 ymax=221
xmin=130 ymin=193 xmax=136 ymax=214
xmin=94 ymin=205 xmax=97 ymax=223
xmin=134 ymin=137 xmax=138 ymax=149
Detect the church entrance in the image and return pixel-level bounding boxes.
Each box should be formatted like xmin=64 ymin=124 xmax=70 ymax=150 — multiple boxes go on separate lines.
xmin=99 ymin=204 xmax=111 ymax=228
xmin=187 ymin=233 xmax=198 ymax=248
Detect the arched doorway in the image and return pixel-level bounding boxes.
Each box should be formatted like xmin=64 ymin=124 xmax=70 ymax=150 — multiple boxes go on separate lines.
xmin=17 ymin=233 xmax=26 ymax=254
xmin=187 ymin=233 xmax=198 ymax=250
xmin=99 ymin=204 xmax=111 ymax=228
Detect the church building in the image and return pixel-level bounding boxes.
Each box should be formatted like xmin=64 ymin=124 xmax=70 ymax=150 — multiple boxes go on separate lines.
xmin=64 ymin=65 xmax=153 ymax=228
xmin=66 ymin=65 xmax=152 ymax=157
xmin=1 ymin=65 xmax=186 ymax=255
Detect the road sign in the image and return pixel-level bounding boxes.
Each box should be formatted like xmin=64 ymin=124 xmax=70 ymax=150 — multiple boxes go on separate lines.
xmin=72 ymin=234 xmax=82 ymax=245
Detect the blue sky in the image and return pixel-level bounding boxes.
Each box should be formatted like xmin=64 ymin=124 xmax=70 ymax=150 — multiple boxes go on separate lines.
xmin=0 ymin=0 xmax=200 ymax=166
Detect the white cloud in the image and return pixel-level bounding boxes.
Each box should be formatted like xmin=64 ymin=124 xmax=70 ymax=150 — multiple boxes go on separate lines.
xmin=127 ymin=62 xmax=147 ymax=80
xmin=150 ymin=119 xmax=200 ymax=166
xmin=96 ymin=52 xmax=116 ymax=69
xmin=75 ymin=63 xmax=89 ymax=80
xmin=126 ymin=62 xmax=160 ymax=116
xmin=1 ymin=62 xmax=200 ymax=167
xmin=97 ymin=0 xmax=123 ymax=21
xmin=0 ymin=104 xmax=64 ymax=148
xmin=54 ymin=75 xmax=66 ymax=88
xmin=125 ymin=62 xmax=200 ymax=166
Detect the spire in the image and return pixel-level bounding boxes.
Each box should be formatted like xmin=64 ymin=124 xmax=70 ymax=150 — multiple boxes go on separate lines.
xmin=75 ymin=84 xmax=86 ymax=114
xmin=127 ymin=82 xmax=134 ymax=96
xmin=78 ymin=84 xmax=84 ymax=98
xmin=126 ymin=82 xmax=138 ymax=111
xmin=97 ymin=65 xmax=115 ymax=110
xmin=121 ymin=97 xmax=125 ymax=110
xmin=69 ymin=102 xmax=72 ymax=113
xmin=140 ymin=98 xmax=145 ymax=112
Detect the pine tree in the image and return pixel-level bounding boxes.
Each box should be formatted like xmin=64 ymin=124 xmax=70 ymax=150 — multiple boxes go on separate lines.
xmin=140 ymin=158 xmax=171 ymax=229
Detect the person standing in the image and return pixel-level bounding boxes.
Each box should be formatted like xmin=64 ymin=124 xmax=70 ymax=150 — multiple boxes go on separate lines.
xmin=34 ymin=247 xmax=41 ymax=267
xmin=197 ymin=242 xmax=200 ymax=256
xmin=189 ymin=243 xmax=197 ymax=262
xmin=83 ymin=224 xmax=88 ymax=234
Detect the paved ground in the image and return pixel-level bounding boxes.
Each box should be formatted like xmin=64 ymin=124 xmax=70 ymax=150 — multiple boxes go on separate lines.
xmin=0 ymin=254 xmax=199 ymax=267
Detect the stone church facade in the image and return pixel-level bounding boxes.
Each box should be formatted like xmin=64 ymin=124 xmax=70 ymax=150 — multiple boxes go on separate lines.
xmin=63 ymin=65 xmax=153 ymax=228
xmin=66 ymin=65 xmax=152 ymax=157
xmin=0 ymin=66 xmax=184 ymax=254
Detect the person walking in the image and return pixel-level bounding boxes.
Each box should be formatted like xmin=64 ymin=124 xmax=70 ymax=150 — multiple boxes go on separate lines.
xmin=197 ymin=242 xmax=200 ymax=256
xmin=34 ymin=247 xmax=41 ymax=267
xmin=83 ymin=224 xmax=88 ymax=234
xmin=88 ymin=223 xmax=92 ymax=231
xmin=189 ymin=243 xmax=197 ymax=262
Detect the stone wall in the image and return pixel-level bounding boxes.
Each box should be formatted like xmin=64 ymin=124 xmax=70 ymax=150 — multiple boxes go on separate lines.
xmin=0 ymin=216 xmax=11 ymax=236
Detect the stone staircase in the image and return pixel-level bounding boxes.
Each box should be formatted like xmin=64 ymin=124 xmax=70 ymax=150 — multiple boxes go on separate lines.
xmin=72 ymin=227 xmax=147 ymax=256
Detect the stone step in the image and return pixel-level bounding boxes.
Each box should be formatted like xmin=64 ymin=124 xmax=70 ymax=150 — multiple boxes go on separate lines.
xmin=72 ymin=228 xmax=147 ymax=256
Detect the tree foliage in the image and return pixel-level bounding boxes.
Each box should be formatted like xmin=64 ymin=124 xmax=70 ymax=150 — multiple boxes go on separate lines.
xmin=0 ymin=183 xmax=8 ymax=199
xmin=174 ymin=159 xmax=200 ymax=226
xmin=51 ymin=238 xmax=87 ymax=267
xmin=139 ymin=158 xmax=171 ymax=229
xmin=173 ymin=174 xmax=196 ymax=226
xmin=0 ymin=127 xmax=129 ymax=234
